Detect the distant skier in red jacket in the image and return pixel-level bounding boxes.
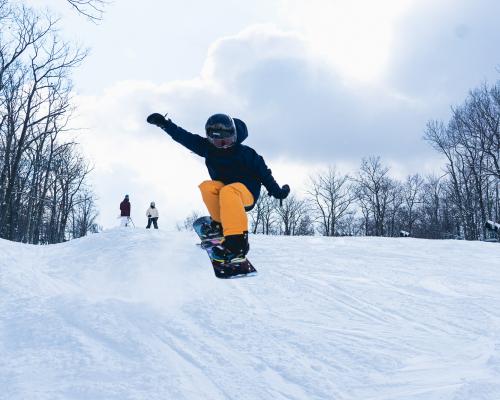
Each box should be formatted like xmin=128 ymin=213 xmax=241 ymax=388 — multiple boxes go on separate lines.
xmin=120 ymin=194 xmax=131 ymax=227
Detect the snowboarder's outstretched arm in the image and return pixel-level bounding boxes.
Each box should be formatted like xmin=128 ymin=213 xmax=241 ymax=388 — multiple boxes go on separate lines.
xmin=147 ymin=113 xmax=209 ymax=157
xmin=251 ymin=151 xmax=290 ymax=200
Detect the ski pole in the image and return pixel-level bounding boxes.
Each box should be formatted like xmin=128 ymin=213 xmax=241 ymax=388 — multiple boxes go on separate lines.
xmin=128 ymin=217 xmax=136 ymax=227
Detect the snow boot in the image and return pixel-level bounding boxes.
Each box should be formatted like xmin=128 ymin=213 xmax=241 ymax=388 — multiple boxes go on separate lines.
xmin=211 ymin=232 xmax=249 ymax=263
xmin=200 ymin=219 xmax=223 ymax=240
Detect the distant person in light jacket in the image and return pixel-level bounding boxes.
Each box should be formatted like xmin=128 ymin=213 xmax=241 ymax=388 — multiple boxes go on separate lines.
xmin=146 ymin=201 xmax=159 ymax=229
xmin=120 ymin=194 xmax=131 ymax=227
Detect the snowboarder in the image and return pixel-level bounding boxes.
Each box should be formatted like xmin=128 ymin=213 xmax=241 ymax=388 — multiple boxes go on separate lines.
xmin=146 ymin=201 xmax=159 ymax=229
xmin=146 ymin=112 xmax=290 ymax=262
xmin=120 ymin=194 xmax=131 ymax=227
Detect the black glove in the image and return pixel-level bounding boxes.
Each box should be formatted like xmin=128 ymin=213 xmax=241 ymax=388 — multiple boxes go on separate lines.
xmin=147 ymin=113 xmax=167 ymax=127
xmin=276 ymin=184 xmax=290 ymax=200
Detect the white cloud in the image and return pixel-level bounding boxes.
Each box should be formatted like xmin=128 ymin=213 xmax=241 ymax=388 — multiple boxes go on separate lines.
xmin=386 ymin=0 xmax=500 ymax=100
xmin=281 ymin=0 xmax=416 ymax=83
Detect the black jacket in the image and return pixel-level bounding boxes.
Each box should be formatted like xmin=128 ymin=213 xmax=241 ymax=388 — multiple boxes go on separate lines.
xmin=160 ymin=119 xmax=281 ymax=208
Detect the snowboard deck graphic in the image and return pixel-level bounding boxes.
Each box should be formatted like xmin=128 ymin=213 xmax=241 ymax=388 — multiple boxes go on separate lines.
xmin=193 ymin=216 xmax=257 ymax=279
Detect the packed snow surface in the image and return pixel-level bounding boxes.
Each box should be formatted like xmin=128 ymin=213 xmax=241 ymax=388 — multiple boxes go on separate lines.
xmin=1 ymin=228 xmax=500 ymax=400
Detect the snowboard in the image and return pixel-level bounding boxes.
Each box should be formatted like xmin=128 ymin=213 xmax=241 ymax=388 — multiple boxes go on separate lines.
xmin=193 ymin=216 xmax=257 ymax=279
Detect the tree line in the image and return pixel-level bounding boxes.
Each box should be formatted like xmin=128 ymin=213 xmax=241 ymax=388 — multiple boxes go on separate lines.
xmin=249 ymin=80 xmax=500 ymax=240
xmin=0 ymin=2 xmax=98 ymax=243
xmin=249 ymin=149 xmax=498 ymax=241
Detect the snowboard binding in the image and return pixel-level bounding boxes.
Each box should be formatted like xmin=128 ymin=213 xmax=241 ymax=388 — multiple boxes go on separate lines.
xmin=193 ymin=216 xmax=257 ymax=279
xmin=210 ymin=232 xmax=249 ymax=264
xmin=200 ymin=219 xmax=223 ymax=241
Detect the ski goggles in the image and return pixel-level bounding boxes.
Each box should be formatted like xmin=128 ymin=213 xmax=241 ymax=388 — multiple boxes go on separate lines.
xmin=208 ymin=134 xmax=237 ymax=149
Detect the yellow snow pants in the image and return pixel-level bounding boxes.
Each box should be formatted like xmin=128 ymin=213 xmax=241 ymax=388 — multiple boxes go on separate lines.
xmin=198 ymin=180 xmax=254 ymax=236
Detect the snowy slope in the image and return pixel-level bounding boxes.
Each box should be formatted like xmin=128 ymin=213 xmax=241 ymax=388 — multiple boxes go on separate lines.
xmin=1 ymin=229 xmax=500 ymax=400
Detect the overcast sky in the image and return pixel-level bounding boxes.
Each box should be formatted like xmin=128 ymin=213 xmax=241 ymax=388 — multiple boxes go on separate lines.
xmin=25 ymin=0 xmax=500 ymax=228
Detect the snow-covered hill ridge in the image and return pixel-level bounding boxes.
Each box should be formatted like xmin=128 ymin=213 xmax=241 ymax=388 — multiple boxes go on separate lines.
xmin=1 ymin=229 xmax=500 ymax=400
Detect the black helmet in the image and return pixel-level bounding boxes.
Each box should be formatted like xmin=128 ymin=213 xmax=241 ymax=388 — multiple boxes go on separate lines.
xmin=205 ymin=113 xmax=237 ymax=149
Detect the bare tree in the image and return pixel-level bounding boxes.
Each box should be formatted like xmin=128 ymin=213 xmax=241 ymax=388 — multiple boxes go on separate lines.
xmin=248 ymin=193 xmax=277 ymax=235
xmin=65 ymin=0 xmax=108 ymax=22
xmin=385 ymin=180 xmax=404 ymax=237
xmin=416 ymin=174 xmax=455 ymax=239
xmin=401 ymin=174 xmax=424 ymax=236
xmin=424 ymin=82 xmax=500 ymax=240
xmin=295 ymin=214 xmax=315 ymax=236
xmin=307 ymin=167 xmax=355 ymax=236
xmin=0 ymin=3 xmax=95 ymax=244
xmin=354 ymin=157 xmax=392 ymax=236
xmin=248 ymin=192 xmax=266 ymax=234
xmin=274 ymin=194 xmax=308 ymax=236
xmin=69 ymin=188 xmax=99 ymax=238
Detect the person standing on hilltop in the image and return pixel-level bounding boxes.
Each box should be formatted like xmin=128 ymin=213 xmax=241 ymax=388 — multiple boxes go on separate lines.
xmin=119 ymin=194 xmax=131 ymax=227
xmin=146 ymin=201 xmax=159 ymax=229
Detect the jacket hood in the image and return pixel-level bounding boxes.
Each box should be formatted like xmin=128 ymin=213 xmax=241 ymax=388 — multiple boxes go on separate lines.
xmin=234 ymin=118 xmax=248 ymax=144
